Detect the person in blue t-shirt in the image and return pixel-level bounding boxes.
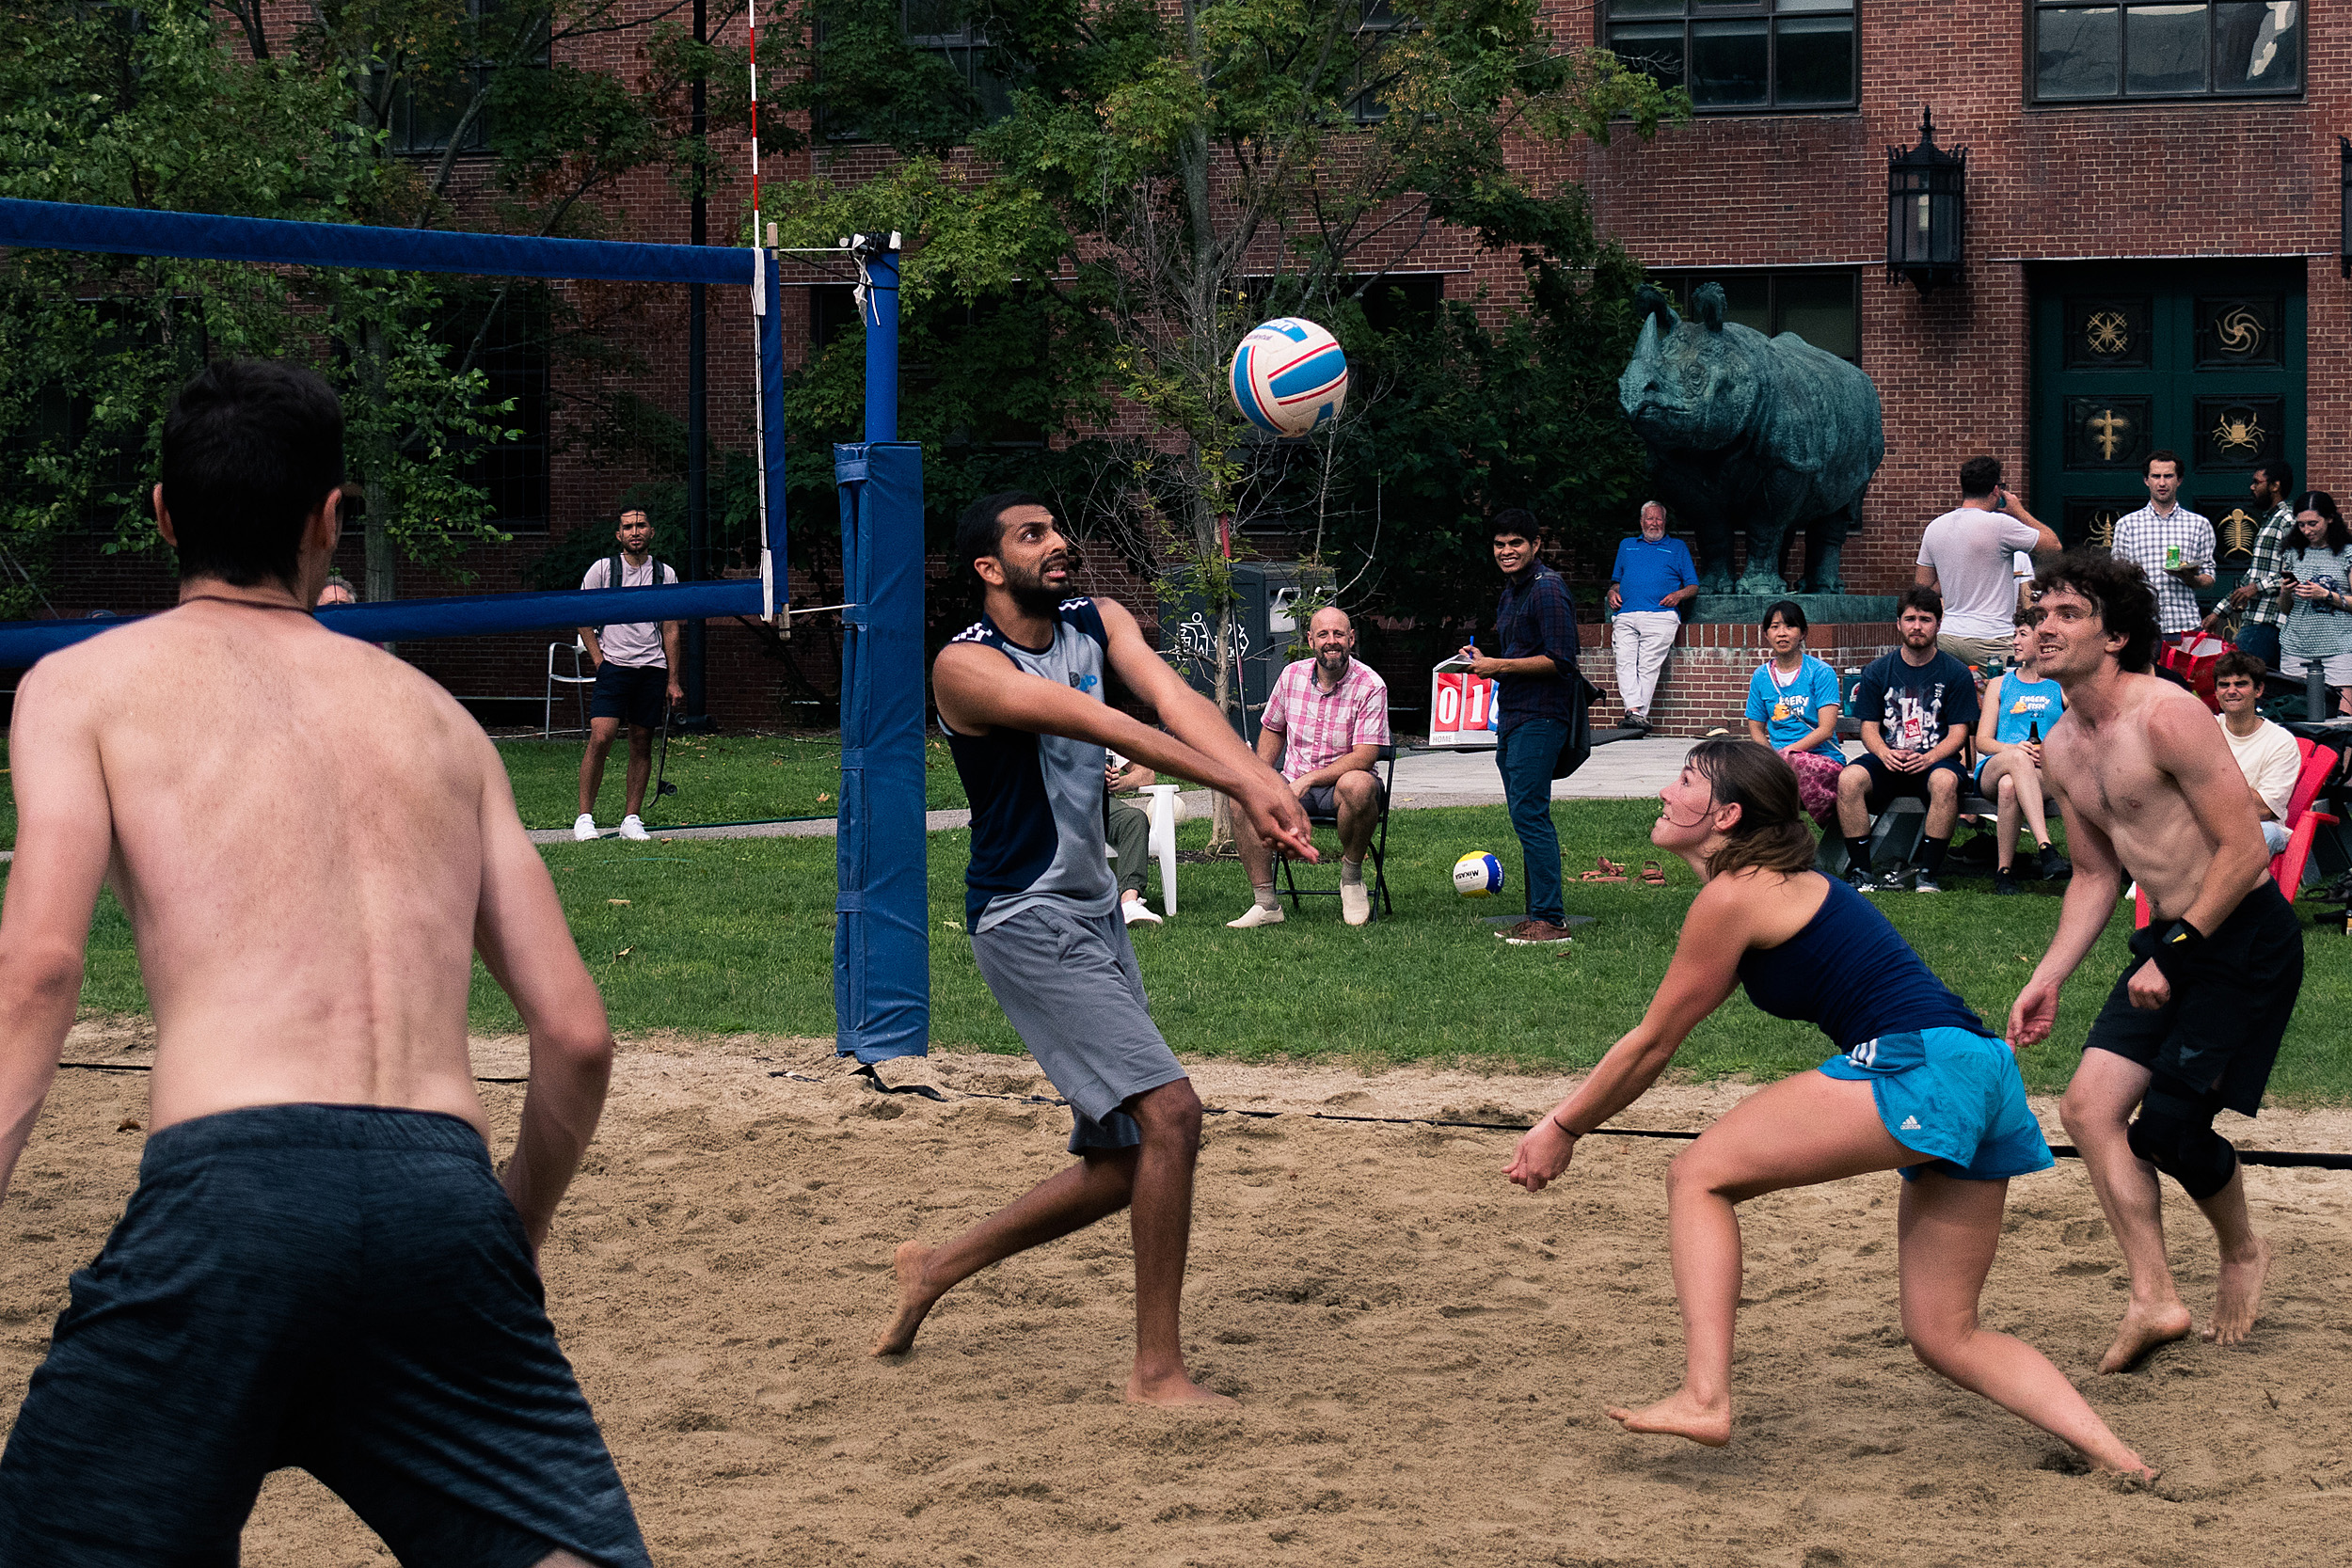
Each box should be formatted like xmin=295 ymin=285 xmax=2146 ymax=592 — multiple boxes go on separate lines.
xmin=1835 ymin=587 xmax=1980 ymax=893
xmin=1974 ymin=611 xmax=2071 ymax=893
xmin=1503 ymin=738 xmax=2149 ymax=1478
xmin=1742 ymin=599 xmax=1844 ymax=823
xmin=1605 ymin=501 xmax=1699 ymax=732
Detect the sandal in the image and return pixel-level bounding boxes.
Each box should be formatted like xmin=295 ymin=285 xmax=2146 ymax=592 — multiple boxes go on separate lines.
xmin=1639 ymin=860 xmax=1667 ymax=886
xmin=1578 ymin=856 xmax=1628 ymax=883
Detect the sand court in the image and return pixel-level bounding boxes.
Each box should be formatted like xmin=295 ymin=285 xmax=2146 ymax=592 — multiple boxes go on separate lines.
xmin=7 ymin=1022 xmax=2350 ymax=1567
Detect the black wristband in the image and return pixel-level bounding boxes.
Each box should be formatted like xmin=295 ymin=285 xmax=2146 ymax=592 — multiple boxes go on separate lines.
xmin=2130 ymin=918 xmax=2204 ymax=981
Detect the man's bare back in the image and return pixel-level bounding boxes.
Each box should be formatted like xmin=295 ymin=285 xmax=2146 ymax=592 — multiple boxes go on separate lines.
xmin=24 ymin=605 xmax=501 ymax=1133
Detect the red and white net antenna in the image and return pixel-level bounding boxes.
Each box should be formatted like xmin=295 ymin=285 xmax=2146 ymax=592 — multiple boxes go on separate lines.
xmin=748 ymin=0 xmax=774 ymax=623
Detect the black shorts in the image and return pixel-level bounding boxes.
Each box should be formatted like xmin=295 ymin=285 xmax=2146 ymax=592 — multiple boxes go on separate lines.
xmin=0 ymin=1104 xmax=648 ymax=1568
xmin=1300 ymin=777 xmax=1385 ymax=820
xmin=2085 ymin=881 xmax=2303 ymax=1115
xmin=590 ymin=661 xmax=670 ymax=729
xmin=1851 ymin=751 xmax=1964 ymax=813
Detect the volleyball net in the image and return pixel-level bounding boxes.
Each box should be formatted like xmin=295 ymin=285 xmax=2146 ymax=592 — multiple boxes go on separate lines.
xmin=0 ymin=195 xmax=931 ymax=1067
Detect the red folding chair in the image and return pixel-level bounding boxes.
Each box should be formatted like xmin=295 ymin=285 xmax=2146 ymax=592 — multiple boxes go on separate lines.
xmin=2134 ymin=738 xmax=2340 ymax=927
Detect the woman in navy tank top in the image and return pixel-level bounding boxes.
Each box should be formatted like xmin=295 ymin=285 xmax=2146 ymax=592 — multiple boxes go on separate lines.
xmin=1504 ymin=739 xmax=2149 ymax=1477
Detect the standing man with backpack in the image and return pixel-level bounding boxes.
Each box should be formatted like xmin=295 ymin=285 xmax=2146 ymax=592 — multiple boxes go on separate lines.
xmin=574 ymin=508 xmax=683 ymax=841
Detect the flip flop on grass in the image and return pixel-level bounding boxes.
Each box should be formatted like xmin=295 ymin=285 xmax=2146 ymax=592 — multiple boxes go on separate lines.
xmin=1639 ymin=860 xmax=1668 ymax=886
xmin=1578 ymin=856 xmax=1627 ymax=883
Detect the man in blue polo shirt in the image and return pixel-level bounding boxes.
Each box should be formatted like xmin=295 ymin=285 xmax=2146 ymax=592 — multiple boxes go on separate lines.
xmin=1605 ymin=501 xmax=1698 ymax=733
xmin=1459 ymin=510 xmax=1587 ymax=946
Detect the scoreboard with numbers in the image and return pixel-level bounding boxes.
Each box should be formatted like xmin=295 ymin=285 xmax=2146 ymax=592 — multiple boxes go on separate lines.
xmin=1427 ymin=660 xmax=1499 ymax=749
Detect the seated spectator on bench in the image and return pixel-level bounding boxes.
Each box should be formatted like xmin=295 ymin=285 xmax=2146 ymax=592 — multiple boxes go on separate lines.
xmin=1227 ymin=606 xmax=1390 ymax=929
xmin=1104 ymin=752 xmax=1162 ymax=927
xmin=1836 ymin=586 xmax=1979 ymax=895
xmin=1974 ymin=611 xmax=2071 ymax=895
xmin=2280 ymin=489 xmax=2352 ymax=718
xmin=1742 ymin=599 xmax=1844 ymax=824
xmin=2213 ymin=650 xmax=2303 ymax=861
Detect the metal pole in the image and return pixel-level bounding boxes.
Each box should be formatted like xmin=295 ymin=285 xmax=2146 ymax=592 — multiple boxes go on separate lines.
xmin=864 ymin=240 xmax=899 ymax=445
xmin=680 ymin=0 xmax=713 ymax=731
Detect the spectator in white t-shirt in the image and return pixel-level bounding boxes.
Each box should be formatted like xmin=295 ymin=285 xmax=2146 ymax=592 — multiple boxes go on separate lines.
xmin=573 ymin=509 xmax=684 ymax=842
xmin=1915 ymin=455 xmax=2059 ymax=667
xmin=2213 ymin=650 xmax=2303 ymax=861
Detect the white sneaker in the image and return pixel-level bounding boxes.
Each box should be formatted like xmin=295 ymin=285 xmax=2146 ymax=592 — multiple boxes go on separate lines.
xmin=1341 ymin=880 xmax=1371 ymax=926
xmin=618 ymin=815 xmax=650 ymax=841
xmin=1121 ymin=898 xmax=1164 ymax=927
xmin=573 ymin=813 xmax=597 ymax=842
xmin=1226 ymin=903 xmax=1284 ymax=928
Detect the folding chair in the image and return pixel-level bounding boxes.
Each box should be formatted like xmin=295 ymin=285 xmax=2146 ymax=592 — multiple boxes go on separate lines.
xmin=545 ymin=637 xmax=594 ymax=737
xmin=1279 ymin=745 xmax=1397 ymax=920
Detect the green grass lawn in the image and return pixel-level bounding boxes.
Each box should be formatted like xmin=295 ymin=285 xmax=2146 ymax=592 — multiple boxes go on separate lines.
xmin=499 ymin=733 xmax=971 ymax=830
xmin=55 ymin=799 xmax=2352 ymax=1101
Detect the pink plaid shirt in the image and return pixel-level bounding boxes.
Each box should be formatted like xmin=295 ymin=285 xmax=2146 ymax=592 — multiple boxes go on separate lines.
xmin=1260 ymin=657 xmax=1390 ymax=782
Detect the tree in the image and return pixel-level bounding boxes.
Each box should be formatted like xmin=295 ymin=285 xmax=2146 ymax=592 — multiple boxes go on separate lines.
xmin=767 ymin=0 xmax=1679 ymax=834
xmin=0 ymin=0 xmax=734 ymax=609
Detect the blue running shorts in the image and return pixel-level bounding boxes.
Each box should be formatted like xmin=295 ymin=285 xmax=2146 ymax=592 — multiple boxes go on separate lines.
xmin=1820 ymin=1026 xmax=2054 ymax=1182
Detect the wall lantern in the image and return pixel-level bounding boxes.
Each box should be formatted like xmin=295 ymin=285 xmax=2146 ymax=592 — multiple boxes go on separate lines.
xmin=1886 ymin=107 xmax=1966 ymax=293
xmin=2339 ymin=135 xmax=2350 ymax=280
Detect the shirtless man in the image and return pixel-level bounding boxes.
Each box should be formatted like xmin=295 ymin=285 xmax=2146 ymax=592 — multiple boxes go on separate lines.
xmin=0 ymin=360 xmax=642 ymax=1565
xmin=872 ymin=491 xmax=1313 ymax=1405
xmin=2009 ymin=551 xmax=2296 ymax=1374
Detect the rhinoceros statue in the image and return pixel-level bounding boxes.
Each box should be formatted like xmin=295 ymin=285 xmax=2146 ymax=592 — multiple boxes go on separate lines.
xmin=1618 ymin=283 xmax=1884 ymax=595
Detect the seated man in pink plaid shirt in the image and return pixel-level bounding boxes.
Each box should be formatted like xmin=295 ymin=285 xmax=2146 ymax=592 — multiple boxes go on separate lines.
xmin=1228 ymin=607 xmax=1391 ymax=928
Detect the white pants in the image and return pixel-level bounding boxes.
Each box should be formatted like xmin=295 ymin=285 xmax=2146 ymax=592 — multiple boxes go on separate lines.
xmin=1613 ymin=610 xmax=1681 ymax=716
xmin=2262 ymin=818 xmax=2291 ymax=857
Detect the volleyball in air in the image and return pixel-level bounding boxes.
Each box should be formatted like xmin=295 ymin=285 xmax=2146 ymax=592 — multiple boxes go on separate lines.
xmin=1453 ymin=851 xmax=1505 ymax=898
xmin=1230 ymin=317 xmax=1349 ymax=436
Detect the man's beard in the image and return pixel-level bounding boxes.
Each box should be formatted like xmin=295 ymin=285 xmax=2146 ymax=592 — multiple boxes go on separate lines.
xmin=1317 ymin=648 xmax=1350 ymax=677
xmin=1003 ymin=557 xmax=1066 ymax=619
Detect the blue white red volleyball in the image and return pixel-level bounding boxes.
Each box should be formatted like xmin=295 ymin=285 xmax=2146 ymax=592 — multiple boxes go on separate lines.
xmin=1230 ymin=317 xmax=1349 ymax=436
xmin=1453 ymin=851 xmax=1505 ymax=898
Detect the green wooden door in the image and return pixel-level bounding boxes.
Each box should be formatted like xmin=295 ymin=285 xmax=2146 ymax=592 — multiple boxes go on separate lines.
xmin=2029 ymin=261 xmax=2304 ymax=595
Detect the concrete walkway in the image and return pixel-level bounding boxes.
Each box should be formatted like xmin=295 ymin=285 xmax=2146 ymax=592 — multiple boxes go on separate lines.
xmin=529 ymin=736 xmax=1702 ymax=846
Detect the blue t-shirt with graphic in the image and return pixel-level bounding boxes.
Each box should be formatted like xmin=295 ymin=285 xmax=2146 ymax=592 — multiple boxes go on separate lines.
xmin=1854 ymin=648 xmax=1980 ymax=754
xmin=1988 ymin=670 xmax=2063 ymax=748
xmin=1744 ymin=656 xmax=1844 ymax=756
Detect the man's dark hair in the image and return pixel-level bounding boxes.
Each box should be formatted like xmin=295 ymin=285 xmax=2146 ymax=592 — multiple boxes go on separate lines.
xmin=954 ymin=491 xmax=1050 ymax=583
xmin=1898 ymin=584 xmax=1944 ymax=622
xmin=2257 ymin=459 xmax=2294 ymax=495
xmin=1759 ymin=598 xmax=1807 ymax=634
xmin=2213 ymin=649 xmax=2266 ymax=685
xmin=1491 ymin=507 xmax=1541 ymax=542
xmin=2145 ymin=448 xmax=2181 ymax=476
xmin=159 ymin=359 xmax=344 ymax=589
xmin=1958 ymin=455 xmax=2001 ymax=498
xmin=2032 ymin=549 xmax=2160 ymax=673
xmin=2290 ymin=490 xmax=2352 ymax=555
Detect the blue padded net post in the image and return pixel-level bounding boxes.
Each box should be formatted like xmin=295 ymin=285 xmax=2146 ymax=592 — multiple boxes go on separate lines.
xmin=834 ymin=442 xmax=929 ymax=1062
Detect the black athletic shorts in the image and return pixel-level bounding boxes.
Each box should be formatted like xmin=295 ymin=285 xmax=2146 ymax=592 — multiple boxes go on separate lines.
xmin=590 ymin=660 xmax=670 ymax=729
xmin=1852 ymin=751 xmax=1964 ymax=814
xmin=0 ymin=1103 xmax=648 ymax=1568
xmin=2085 ymin=880 xmax=2302 ymax=1115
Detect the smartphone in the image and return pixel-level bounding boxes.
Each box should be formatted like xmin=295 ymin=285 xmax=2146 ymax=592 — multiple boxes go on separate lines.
xmin=1992 ymin=486 xmax=2007 ymax=513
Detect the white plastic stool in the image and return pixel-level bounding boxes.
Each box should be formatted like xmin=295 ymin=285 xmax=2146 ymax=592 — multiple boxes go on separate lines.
xmin=1137 ymin=784 xmax=1182 ymax=917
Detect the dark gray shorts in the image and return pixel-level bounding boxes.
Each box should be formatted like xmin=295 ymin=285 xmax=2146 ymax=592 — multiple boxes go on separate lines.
xmin=0 ymin=1103 xmax=647 ymax=1568
xmin=969 ymin=904 xmax=1189 ymax=1152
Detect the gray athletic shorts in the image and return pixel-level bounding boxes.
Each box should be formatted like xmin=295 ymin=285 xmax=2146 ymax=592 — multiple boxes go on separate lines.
xmin=969 ymin=904 xmax=1188 ymax=1153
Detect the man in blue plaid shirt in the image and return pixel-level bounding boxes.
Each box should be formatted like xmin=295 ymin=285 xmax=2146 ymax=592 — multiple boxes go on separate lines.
xmin=2214 ymin=460 xmax=2295 ymax=671
xmin=2110 ymin=451 xmax=2214 ymax=639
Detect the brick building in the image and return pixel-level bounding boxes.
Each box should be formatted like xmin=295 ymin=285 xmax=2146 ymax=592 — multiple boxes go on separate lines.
xmin=30 ymin=3 xmax=2342 ymax=740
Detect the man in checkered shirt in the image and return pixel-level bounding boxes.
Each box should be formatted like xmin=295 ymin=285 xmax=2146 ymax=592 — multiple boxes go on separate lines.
xmin=1226 ymin=606 xmax=1390 ymax=928
xmin=2212 ymin=459 xmax=2296 ymax=671
xmin=2109 ymin=450 xmax=2215 ymax=639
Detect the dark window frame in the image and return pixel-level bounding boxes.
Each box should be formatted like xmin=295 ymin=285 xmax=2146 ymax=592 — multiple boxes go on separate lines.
xmin=818 ymin=0 xmax=1020 ymax=144
xmin=1645 ymin=266 xmax=1863 ymax=364
xmin=1349 ymin=0 xmax=1417 ymax=125
xmin=1600 ymin=0 xmax=1859 ymax=116
xmin=2026 ymin=1 xmax=2304 ymax=106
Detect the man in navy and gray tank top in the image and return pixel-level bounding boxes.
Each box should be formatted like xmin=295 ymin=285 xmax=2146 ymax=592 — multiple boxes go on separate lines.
xmin=870 ymin=492 xmax=1313 ymax=1406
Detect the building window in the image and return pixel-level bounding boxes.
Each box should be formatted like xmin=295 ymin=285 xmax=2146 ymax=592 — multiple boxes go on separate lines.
xmin=1350 ymin=0 xmax=1414 ymax=123
xmin=378 ymin=65 xmax=494 ymax=155
xmin=1646 ymin=269 xmax=1860 ymax=361
xmin=2032 ymin=2 xmax=2300 ymax=103
xmin=902 ymin=0 xmax=1016 ymax=121
xmin=439 ymin=289 xmax=550 ymax=531
xmin=1604 ymin=1 xmax=1857 ymax=113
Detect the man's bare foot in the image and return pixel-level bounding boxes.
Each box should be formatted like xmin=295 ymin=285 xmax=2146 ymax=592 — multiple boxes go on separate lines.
xmin=870 ymin=1242 xmax=942 ymax=1356
xmin=2096 ymin=1299 xmax=2194 ymax=1372
xmin=2203 ymin=1237 xmax=2272 ymax=1347
xmin=1125 ymin=1370 xmax=1237 ymax=1408
xmin=1604 ymin=1387 xmax=1732 ymax=1448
